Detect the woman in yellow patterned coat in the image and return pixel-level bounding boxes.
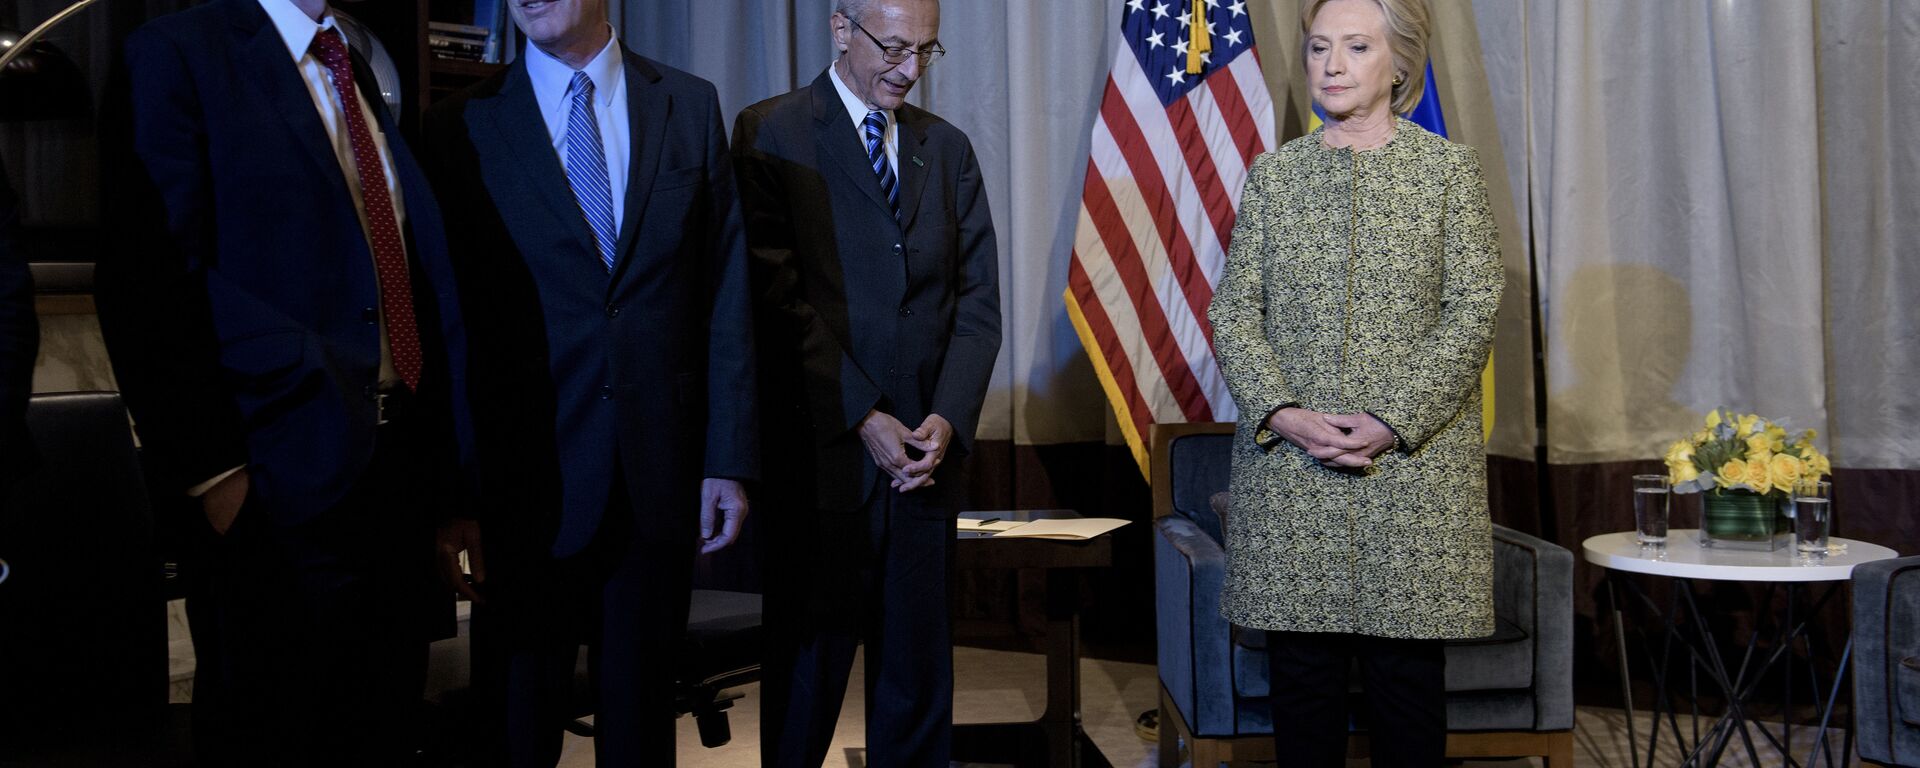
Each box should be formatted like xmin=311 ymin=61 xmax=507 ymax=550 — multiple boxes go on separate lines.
xmin=1206 ymin=0 xmax=1503 ymax=764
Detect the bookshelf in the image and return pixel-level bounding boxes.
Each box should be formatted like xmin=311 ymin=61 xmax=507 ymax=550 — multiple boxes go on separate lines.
xmin=341 ymin=0 xmax=511 ymax=136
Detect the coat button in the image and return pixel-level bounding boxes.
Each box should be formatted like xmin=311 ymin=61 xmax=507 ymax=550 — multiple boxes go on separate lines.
xmin=362 ymin=307 xmax=378 ymax=323
xmin=606 ymin=305 xmax=621 ymax=318
xmin=899 ymin=307 xmax=914 ymax=317
xmin=892 ymin=243 xmax=903 ymax=256
xmin=599 ymin=385 xmax=612 ymax=400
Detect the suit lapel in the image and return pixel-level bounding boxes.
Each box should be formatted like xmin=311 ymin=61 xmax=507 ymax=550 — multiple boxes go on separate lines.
xmin=235 ymin=10 xmax=345 ymax=200
xmin=809 ymin=73 xmax=894 ymax=219
xmin=894 ymin=111 xmax=930 ymax=230
xmin=608 ymin=53 xmax=670 ymax=289
xmin=468 ymin=61 xmax=601 ymax=263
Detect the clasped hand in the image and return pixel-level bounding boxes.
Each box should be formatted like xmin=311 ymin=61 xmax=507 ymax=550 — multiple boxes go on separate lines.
xmin=1266 ymin=407 xmax=1395 ymax=468
xmin=858 ymin=409 xmax=952 ymax=492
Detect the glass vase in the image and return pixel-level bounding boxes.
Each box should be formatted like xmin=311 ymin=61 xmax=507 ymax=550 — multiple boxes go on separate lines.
xmin=1699 ymin=490 xmax=1790 ymax=551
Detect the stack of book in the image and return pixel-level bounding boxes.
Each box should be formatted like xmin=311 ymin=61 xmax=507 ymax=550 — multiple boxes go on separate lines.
xmin=429 ymin=21 xmax=493 ymax=63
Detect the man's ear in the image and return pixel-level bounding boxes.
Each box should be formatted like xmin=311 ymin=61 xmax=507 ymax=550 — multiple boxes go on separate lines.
xmin=830 ymin=12 xmax=850 ymax=53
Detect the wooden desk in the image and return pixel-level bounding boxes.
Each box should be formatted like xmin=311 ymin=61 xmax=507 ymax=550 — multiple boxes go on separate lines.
xmin=952 ymin=509 xmax=1117 ymax=768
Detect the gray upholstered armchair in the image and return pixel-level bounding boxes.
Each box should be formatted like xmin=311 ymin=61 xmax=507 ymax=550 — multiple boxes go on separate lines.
xmin=1853 ymin=555 xmax=1920 ymax=767
xmin=1150 ymin=422 xmax=1574 ymax=767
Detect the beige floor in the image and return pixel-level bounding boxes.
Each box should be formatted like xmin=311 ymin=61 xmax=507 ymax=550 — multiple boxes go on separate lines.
xmin=643 ymin=647 xmax=1853 ymax=768
xmin=165 ymin=601 xmax=1858 ymax=767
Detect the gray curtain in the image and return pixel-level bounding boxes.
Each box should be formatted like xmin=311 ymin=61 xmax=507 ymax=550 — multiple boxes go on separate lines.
xmin=1469 ymin=0 xmax=1920 ymax=472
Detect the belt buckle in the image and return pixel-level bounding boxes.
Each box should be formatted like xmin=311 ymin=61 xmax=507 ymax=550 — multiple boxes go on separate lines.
xmin=374 ymin=390 xmax=391 ymax=426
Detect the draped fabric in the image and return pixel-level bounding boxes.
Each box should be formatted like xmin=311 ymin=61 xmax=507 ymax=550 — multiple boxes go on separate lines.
xmin=1465 ymin=0 xmax=1920 ymax=476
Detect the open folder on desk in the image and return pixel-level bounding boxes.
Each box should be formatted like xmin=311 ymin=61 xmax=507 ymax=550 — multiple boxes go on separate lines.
xmin=956 ymin=518 xmax=1131 ymax=540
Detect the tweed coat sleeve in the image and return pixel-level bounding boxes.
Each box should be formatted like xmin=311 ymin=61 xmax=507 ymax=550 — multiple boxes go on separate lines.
xmin=1368 ymin=145 xmax=1503 ymax=452
xmin=1209 ymin=152 xmax=1300 ymax=433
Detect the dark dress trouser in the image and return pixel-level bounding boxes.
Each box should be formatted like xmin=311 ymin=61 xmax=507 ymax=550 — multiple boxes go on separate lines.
xmin=1266 ymin=630 xmax=1448 ymax=768
xmin=760 ymin=473 xmax=957 ymax=768
xmin=467 ymin=473 xmax=696 ymax=768
xmin=187 ymin=395 xmax=441 ymax=768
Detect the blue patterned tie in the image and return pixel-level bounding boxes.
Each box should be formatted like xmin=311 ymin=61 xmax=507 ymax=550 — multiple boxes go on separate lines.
xmin=862 ymin=110 xmax=899 ymax=221
xmin=564 ymin=71 xmax=617 ymax=272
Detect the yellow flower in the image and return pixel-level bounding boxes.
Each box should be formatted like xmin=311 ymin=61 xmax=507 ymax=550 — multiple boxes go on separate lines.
xmin=1745 ymin=458 xmax=1773 ymax=494
xmin=1706 ymin=410 xmax=1724 ymax=429
xmin=1718 ymin=458 xmax=1747 ymax=490
xmin=1666 ymin=441 xmax=1700 ymax=484
xmin=1746 ymin=434 xmax=1774 ymax=457
xmin=1670 ymin=459 xmax=1700 ymax=486
xmin=1806 ymin=450 xmax=1831 ymax=478
xmin=1769 ymin=454 xmax=1803 ymax=492
xmin=1736 ymin=413 xmax=1760 ymax=438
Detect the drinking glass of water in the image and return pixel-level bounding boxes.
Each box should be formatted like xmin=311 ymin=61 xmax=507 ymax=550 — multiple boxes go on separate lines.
xmin=1793 ymin=479 xmax=1832 ymax=560
xmin=1633 ymin=474 xmax=1670 ymax=546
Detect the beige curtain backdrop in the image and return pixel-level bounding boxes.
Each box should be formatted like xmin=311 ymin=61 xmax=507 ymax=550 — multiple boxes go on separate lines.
xmin=1466 ymin=0 xmax=1920 ymax=472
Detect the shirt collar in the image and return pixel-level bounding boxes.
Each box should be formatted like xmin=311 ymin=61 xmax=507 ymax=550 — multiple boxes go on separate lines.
xmin=526 ymin=26 xmax=624 ymax=110
xmin=257 ymin=0 xmax=340 ymax=63
xmin=828 ymin=62 xmax=892 ymax=134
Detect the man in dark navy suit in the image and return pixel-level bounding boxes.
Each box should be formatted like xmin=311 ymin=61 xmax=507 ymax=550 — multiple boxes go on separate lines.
xmin=423 ymin=0 xmax=755 ymax=764
xmin=733 ymin=0 xmax=1001 ymax=763
xmin=95 ymin=0 xmax=472 ymax=764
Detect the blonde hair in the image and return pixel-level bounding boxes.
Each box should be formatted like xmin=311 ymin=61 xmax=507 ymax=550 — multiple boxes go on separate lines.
xmin=1300 ymin=0 xmax=1431 ymax=115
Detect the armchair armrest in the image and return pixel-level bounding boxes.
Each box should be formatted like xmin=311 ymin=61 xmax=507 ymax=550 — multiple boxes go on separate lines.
xmin=1155 ymin=515 xmax=1237 ymax=736
xmin=1491 ymin=524 xmax=1574 ymax=731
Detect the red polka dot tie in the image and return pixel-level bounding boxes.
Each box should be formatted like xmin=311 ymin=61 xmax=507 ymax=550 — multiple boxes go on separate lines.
xmin=311 ymin=29 xmax=422 ymax=391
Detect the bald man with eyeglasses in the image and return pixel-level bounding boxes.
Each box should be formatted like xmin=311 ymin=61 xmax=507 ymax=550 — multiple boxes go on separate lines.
xmin=732 ymin=0 xmax=1001 ymax=764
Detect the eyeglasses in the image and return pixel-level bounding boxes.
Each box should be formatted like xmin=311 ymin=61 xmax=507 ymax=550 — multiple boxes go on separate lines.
xmin=849 ymin=19 xmax=945 ymax=67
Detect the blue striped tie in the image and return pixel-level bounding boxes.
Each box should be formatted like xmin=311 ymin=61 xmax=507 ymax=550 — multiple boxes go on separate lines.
xmin=564 ymin=71 xmax=617 ymax=272
xmin=862 ymin=110 xmax=899 ymax=221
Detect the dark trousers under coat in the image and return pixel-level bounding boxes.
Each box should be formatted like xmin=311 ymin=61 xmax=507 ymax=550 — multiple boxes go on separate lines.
xmin=186 ymin=408 xmax=442 ymax=768
xmin=1266 ymin=630 xmax=1448 ymax=768
xmin=760 ymin=475 xmax=957 ymax=768
xmin=466 ymin=474 xmax=696 ymax=768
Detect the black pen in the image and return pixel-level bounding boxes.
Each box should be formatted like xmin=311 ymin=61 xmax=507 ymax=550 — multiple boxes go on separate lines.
xmin=974 ymin=517 xmax=1001 ymax=526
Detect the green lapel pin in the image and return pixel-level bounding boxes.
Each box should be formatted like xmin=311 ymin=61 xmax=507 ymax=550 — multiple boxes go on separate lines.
xmin=912 ymin=156 xmax=925 ymax=167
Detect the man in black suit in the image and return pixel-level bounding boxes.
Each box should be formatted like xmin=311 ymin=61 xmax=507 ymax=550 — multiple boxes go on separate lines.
xmin=0 ymin=159 xmax=34 ymax=492
xmin=422 ymin=0 xmax=755 ymax=764
xmin=95 ymin=0 xmax=471 ymax=764
xmin=732 ymin=0 xmax=1001 ymax=763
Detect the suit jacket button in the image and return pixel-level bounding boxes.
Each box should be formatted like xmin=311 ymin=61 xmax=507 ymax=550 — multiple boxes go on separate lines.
xmin=606 ymin=305 xmax=621 ymax=318
xmin=362 ymin=307 xmax=378 ymax=323
xmin=600 ymin=385 xmax=612 ymax=400
xmin=892 ymin=243 xmax=903 ymax=256
xmin=899 ymin=307 xmax=913 ymax=317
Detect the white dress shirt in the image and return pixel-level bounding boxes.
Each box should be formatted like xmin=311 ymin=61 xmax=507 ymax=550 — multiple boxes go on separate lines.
xmin=194 ymin=0 xmax=409 ymax=496
xmin=828 ymin=62 xmax=897 ymax=172
xmin=524 ymin=29 xmax=630 ymax=238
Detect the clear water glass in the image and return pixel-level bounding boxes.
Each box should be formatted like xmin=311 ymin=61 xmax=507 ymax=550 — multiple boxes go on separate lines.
xmin=1633 ymin=474 xmax=1670 ymax=546
xmin=1794 ymin=479 xmax=1832 ymax=559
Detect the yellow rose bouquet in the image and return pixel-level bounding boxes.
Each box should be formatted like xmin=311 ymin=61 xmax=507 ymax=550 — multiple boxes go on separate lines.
xmin=1666 ymin=408 xmax=1832 ymax=548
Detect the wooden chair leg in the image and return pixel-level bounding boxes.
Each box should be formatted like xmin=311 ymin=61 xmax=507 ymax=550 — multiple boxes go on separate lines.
xmin=1156 ymin=699 xmax=1180 ymax=767
xmin=1543 ymin=730 xmax=1575 ymax=768
xmin=1189 ymin=737 xmax=1222 ymax=768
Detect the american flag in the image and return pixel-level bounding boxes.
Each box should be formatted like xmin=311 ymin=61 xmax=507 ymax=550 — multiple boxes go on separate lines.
xmin=1064 ymin=0 xmax=1275 ymax=474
